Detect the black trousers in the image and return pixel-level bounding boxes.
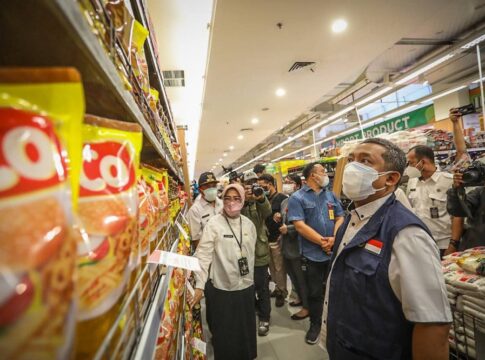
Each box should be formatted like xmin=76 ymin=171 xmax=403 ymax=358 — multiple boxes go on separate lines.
xmin=302 ymin=257 xmax=329 ymax=327
xmin=254 ymin=265 xmax=271 ymax=322
xmin=284 ymin=256 xmax=309 ymax=309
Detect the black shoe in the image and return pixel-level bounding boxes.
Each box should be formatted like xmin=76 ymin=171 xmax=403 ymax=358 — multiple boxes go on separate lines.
xmin=305 ymin=324 xmax=321 ymax=345
xmin=275 ymin=294 xmax=285 ymax=307
xmin=270 ymin=289 xmax=278 ymax=298
xmin=258 ymin=321 xmax=270 ymax=336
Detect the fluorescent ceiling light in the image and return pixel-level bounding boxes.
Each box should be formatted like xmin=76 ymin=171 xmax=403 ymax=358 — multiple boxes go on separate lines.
xmin=395 ymin=54 xmax=454 ymax=85
xmin=276 ymin=88 xmax=286 ymax=97
xmin=251 ymin=117 xmax=259 ymax=124
xmin=331 ymin=19 xmax=348 ymax=33
xmin=421 ymin=85 xmax=467 ymax=103
xmin=461 ymin=34 xmax=485 ymax=49
xmin=354 ymin=86 xmax=393 ymax=107
xmin=238 ymin=134 xmax=244 ymax=140
xmin=473 ymin=77 xmax=485 ymax=83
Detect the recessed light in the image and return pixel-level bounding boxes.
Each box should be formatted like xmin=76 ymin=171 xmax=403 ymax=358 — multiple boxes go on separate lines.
xmin=223 ymin=153 xmax=228 ymax=157
xmin=251 ymin=117 xmax=259 ymax=124
xmin=275 ymin=88 xmax=286 ymax=97
xmin=280 ymin=148 xmax=284 ymax=152
xmin=238 ymin=134 xmax=244 ymax=140
xmin=218 ymin=158 xmax=222 ymax=161
xmin=229 ymin=145 xmax=235 ymax=150
xmin=331 ymin=19 xmax=348 ymax=33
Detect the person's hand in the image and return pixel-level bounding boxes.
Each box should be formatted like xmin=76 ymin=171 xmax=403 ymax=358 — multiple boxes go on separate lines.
xmin=279 ymin=224 xmax=288 ymax=234
xmin=188 ymin=288 xmax=204 ymax=309
xmin=453 ymin=172 xmax=464 ymax=188
xmin=444 ymin=245 xmax=457 ymax=257
xmin=244 ymin=185 xmax=256 ymax=202
xmin=450 ymin=108 xmax=462 ymax=123
xmin=321 ymin=237 xmax=335 ymax=254
xmin=273 ymin=212 xmax=282 ymax=223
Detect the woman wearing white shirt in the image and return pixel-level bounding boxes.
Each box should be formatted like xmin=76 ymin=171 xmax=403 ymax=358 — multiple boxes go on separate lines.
xmin=190 ymin=184 xmax=257 ymax=360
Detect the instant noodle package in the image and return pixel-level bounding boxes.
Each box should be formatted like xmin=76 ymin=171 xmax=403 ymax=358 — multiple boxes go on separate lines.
xmin=74 ymin=115 xmax=142 ymax=359
xmin=0 ymin=67 xmax=84 ymax=359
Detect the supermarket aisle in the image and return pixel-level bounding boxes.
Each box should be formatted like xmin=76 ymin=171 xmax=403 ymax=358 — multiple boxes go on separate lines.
xmin=203 ymin=296 xmax=329 ymax=360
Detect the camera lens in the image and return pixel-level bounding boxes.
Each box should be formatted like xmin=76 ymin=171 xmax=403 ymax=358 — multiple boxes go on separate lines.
xmin=463 ymin=169 xmax=480 ymax=184
xmin=253 ymin=186 xmax=264 ymax=197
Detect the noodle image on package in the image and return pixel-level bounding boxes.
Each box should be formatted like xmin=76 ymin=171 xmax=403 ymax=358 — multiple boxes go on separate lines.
xmin=74 ymin=115 xmax=142 ymax=358
xmin=0 ymin=67 xmax=84 ymax=359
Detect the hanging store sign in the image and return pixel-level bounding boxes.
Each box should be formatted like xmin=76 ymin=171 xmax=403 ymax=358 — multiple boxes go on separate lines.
xmin=336 ymin=105 xmax=435 ymax=146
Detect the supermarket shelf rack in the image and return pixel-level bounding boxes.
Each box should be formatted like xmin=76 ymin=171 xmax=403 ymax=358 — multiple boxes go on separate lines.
xmin=0 ymin=0 xmax=184 ymax=182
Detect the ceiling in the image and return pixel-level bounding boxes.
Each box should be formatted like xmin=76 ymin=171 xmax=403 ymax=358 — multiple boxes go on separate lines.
xmin=150 ymin=0 xmax=485 ymax=179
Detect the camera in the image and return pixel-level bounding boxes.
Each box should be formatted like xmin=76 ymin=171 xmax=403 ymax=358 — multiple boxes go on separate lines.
xmin=251 ymin=184 xmax=264 ymax=197
xmin=460 ymin=161 xmax=485 ymax=187
xmin=456 ymin=103 xmax=476 ymax=116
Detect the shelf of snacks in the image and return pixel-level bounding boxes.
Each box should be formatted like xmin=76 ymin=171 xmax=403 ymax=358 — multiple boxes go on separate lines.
xmin=0 ymin=0 xmax=184 ymax=182
xmin=442 ymin=248 xmax=485 ymax=359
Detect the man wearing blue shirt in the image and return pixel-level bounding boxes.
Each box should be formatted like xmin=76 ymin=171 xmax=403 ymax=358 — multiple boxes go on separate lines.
xmin=288 ymin=162 xmax=344 ymax=344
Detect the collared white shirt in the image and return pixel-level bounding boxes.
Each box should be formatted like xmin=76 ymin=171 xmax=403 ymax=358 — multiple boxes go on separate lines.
xmin=406 ymin=171 xmax=453 ymax=249
xmin=321 ymin=194 xmax=451 ymax=346
xmin=194 ymin=214 xmax=257 ymax=291
xmin=187 ymin=194 xmax=223 ymax=241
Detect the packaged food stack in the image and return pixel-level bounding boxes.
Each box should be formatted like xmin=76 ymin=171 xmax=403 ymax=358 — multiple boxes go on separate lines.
xmin=0 ymin=67 xmax=84 ymax=359
xmin=423 ymin=128 xmax=455 ymax=151
xmin=74 ymin=115 xmax=142 ymax=359
xmin=474 ymin=131 xmax=485 ymax=148
xmin=442 ymin=247 xmax=485 ymax=359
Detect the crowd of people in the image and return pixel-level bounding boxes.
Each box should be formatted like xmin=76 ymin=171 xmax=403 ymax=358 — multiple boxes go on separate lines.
xmin=186 ymin=108 xmax=485 ymax=360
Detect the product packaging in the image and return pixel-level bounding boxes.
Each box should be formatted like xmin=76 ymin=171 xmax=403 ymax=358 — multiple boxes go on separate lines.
xmin=0 ymin=67 xmax=84 ymax=359
xmin=74 ymin=115 xmax=142 ymax=358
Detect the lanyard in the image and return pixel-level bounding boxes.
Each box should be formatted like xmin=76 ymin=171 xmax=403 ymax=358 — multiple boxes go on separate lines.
xmin=224 ymin=216 xmax=243 ymax=254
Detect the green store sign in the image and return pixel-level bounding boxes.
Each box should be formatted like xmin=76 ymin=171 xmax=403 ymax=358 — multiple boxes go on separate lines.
xmin=335 ymin=105 xmax=435 ymax=146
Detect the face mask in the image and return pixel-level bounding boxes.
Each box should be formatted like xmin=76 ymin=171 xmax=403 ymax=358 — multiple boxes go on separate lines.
xmin=314 ymin=174 xmax=329 ymax=188
xmin=282 ymin=183 xmax=295 ymax=195
xmin=342 ymin=162 xmax=392 ymax=201
xmin=403 ymin=161 xmax=423 ymax=179
xmin=203 ymin=187 xmax=218 ymax=202
xmin=224 ymin=200 xmax=243 ymax=217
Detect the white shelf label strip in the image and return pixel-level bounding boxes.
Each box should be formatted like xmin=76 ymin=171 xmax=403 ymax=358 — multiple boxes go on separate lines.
xmin=148 ymin=250 xmax=201 ymax=272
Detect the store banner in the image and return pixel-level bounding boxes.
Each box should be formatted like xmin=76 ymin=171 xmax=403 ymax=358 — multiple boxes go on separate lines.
xmin=336 ymin=105 xmax=435 ymax=146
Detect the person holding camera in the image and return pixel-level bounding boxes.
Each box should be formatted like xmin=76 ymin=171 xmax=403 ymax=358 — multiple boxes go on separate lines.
xmin=241 ymin=170 xmax=273 ymax=336
xmin=446 ymin=108 xmax=485 ymax=251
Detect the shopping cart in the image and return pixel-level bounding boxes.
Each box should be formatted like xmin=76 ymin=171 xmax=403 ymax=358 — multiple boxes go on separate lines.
xmin=449 ymin=305 xmax=485 ymax=360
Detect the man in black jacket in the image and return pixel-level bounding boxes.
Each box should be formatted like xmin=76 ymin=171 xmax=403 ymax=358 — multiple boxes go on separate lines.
xmin=446 ymin=171 xmax=485 ymax=251
xmin=258 ymin=173 xmax=288 ymax=307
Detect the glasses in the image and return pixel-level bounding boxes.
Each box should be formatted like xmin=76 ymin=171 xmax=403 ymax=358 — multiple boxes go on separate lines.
xmin=223 ymin=196 xmax=242 ymax=202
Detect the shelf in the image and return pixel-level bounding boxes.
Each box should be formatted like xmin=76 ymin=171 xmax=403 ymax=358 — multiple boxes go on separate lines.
xmin=0 ymin=0 xmax=184 ymax=182
xmin=434 ymin=147 xmax=485 ymax=155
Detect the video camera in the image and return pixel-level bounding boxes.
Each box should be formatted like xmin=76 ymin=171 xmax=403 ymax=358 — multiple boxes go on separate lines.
xmin=460 ymin=161 xmax=485 ymax=187
xmin=456 ymin=103 xmax=476 ymax=116
xmin=251 ymin=184 xmax=264 ymax=197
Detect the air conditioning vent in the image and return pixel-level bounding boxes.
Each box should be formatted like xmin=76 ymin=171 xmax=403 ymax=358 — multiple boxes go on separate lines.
xmin=162 ymin=70 xmax=185 ymax=87
xmin=288 ymin=62 xmax=316 ymax=72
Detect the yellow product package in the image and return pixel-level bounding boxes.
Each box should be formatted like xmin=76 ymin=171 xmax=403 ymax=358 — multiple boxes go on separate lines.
xmin=131 ymin=20 xmax=150 ymax=95
xmin=75 ymin=115 xmax=142 ymax=358
xmin=141 ymin=166 xmax=162 ymax=251
xmin=0 ymin=67 xmax=84 ymax=359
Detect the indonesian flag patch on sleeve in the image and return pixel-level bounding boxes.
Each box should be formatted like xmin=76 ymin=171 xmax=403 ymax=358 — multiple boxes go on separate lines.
xmin=365 ymin=239 xmax=383 ymax=255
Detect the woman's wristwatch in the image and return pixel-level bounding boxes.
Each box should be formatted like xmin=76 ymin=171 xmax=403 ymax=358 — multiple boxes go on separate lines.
xmin=450 ymin=239 xmax=460 ymax=248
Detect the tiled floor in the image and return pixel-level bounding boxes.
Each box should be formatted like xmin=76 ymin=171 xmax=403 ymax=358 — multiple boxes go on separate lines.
xmin=202 ymin=296 xmax=329 ymax=360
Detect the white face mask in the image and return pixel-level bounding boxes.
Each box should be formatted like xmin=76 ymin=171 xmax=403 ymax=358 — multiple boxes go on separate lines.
xmin=403 ymin=160 xmax=423 ymax=179
xmin=314 ymin=174 xmax=330 ymax=188
xmin=282 ymin=183 xmax=296 ymax=195
xmin=203 ymin=187 xmax=218 ymax=202
xmin=342 ymin=162 xmax=393 ymax=201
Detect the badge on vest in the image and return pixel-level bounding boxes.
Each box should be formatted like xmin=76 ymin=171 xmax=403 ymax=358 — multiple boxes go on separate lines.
xmin=364 ymin=239 xmax=383 ymax=255
xmin=327 ymin=203 xmax=335 ymax=220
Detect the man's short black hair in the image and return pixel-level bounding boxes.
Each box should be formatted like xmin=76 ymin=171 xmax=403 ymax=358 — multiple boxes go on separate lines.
xmin=361 ymin=138 xmax=406 ymax=176
xmin=259 ymin=173 xmax=275 ymax=187
xmin=287 ymin=174 xmax=302 ymax=188
xmin=409 ymin=145 xmax=435 ymax=164
xmin=302 ymin=162 xmax=321 ymax=180
xmin=253 ymin=164 xmax=266 ymax=174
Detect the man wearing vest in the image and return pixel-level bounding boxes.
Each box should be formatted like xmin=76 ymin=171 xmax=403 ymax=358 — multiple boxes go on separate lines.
xmin=323 ymin=138 xmax=451 ymax=360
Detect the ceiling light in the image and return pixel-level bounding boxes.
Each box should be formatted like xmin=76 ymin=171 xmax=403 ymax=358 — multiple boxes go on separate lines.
xmin=288 ymin=136 xmax=293 ymax=141
xmin=280 ymin=148 xmax=284 ymax=152
xmin=251 ymin=117 xmax=259 ymax=124
xmin=237 ymin=134 xmax=244 ymax=140
xmin=461 ymin=34 xmax=485 ymax=49
xmin=395 ymin=54 xmax=454 ymax=85
xmin=421 ymin=85 xmax=467 ymax=103
xmin=218 ymin=158 xmax=222 ymax=162
xmin=331 ymin=19 xmax=348 ymax=33
xmin=354 ymin=86 xmax=393 ymax=107
xmin=473 ymin=77 xmax=485 ymax=83
xmin=275 ymin=88 xmax=286 ymax=97
xmin=223 ymin=153 xmax=228 ymax=157
xmin=229 ymin=145 xmax=235 ymax=150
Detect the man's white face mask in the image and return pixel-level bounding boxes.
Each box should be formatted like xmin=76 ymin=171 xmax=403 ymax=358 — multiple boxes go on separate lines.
xmin=403 ymin=160 xmax=423 ymax=179
xmin=342 ymin=162 xmax=394 ymax=201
